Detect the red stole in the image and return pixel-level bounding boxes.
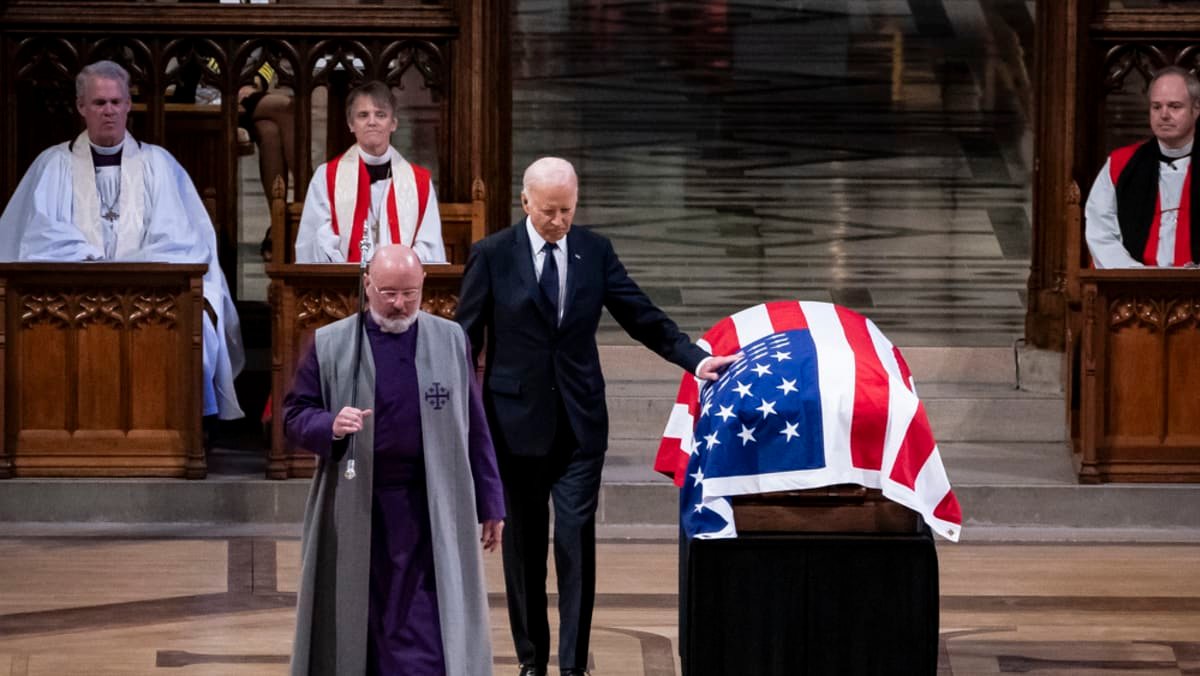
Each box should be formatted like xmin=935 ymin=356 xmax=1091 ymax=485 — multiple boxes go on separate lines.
xmin=1110 ymin=142 xmax=1194 ymax=266
xmin=325 ymin=153 xmax=432 ymax=263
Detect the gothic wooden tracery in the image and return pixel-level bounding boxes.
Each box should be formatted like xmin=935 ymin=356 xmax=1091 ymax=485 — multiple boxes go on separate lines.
xmin=0 ymin=1 xmax=512 ymax=298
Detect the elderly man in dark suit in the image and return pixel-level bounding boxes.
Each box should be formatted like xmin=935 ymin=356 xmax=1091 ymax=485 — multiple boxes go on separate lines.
xmin=456 ymin=157 xmax=735 ymax=676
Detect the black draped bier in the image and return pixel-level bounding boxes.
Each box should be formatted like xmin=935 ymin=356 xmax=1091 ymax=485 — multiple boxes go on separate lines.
xmin=681 ymin=528 xmax=939 ymax=676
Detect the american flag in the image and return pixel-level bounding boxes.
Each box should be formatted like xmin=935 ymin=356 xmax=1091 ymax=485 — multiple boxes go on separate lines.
xmin=653 ymin=301 xmax=962 ymax=541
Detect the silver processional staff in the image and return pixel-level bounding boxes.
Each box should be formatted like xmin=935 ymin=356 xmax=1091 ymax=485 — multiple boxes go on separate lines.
xmin=344 ymin=233 xmax=373 ymax=480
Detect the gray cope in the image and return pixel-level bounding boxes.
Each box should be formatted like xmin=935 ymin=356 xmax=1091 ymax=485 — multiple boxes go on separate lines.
xmin=290 ymin=311 xmax=493 ymax=676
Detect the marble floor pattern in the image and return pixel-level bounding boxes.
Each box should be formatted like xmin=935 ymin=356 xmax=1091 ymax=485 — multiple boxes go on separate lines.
xmin=0 ymin=538 xmax=1197 ymax=675
xmin=234 ymin=0 xmax=1035 ymax=347
xmin=509 ymin=0 xmax=1035 ymax=347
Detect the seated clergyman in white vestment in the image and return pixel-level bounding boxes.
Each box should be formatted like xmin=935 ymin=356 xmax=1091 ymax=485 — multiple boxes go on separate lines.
xmin=1086 ymin=66 xmax=1200 ymax=269
xmin=294 ymin=80 xmax=446 ymax=264
xmin=0 ymin=60 xmax=245 ymax=420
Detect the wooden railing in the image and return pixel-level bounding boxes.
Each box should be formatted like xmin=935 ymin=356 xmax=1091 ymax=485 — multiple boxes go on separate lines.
xmin=268 ymin=176 xmax=485 ymax=266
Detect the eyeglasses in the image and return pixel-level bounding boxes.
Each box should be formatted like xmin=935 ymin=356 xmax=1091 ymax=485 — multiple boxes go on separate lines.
xmin=375 ymin=288 xmax=420 ymax=302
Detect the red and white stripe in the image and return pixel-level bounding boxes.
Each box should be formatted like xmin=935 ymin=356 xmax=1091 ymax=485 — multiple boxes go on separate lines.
xmin=653 ymin=300 xmax=963 ymax=542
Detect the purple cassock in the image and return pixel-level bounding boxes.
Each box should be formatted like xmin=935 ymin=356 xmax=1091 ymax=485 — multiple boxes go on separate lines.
xmin=284 ymin=315 xmax=505 ymax=675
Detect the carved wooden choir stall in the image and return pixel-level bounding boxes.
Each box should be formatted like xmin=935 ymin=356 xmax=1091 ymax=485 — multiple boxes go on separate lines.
xmin=0 ymin=0 xmax=510 ymax=478
xmin=0 ymin=264 xmax=207 ymax=478
xmin=1075 ymin=271 xmax=1200 ymax=482
xmin=1036 ymin=2 xmax=1200 ymax=483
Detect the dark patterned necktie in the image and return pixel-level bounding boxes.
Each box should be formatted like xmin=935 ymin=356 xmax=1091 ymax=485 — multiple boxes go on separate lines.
xmin=540 ymin=241 xmax=560 ymax=319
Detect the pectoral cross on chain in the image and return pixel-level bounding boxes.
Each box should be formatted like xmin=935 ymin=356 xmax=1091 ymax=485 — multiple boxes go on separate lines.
xmin=100 ymin=193 xmax=119 ymax=221
xmin=367 ymin=219 xmax=381 ymax=258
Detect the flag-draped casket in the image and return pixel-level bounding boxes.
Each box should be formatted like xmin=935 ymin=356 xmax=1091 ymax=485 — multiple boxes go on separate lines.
xmin=653 ymin=301 xmax=963 ymax=541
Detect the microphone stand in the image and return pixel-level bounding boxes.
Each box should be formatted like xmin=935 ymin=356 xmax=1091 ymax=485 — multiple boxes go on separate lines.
xmin=344 ymin=236 xmax=372 ymax=480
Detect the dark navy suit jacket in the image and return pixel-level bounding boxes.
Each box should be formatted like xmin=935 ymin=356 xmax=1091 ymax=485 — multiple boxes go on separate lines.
xmin=456 ymin=221 xmax=707 ymax=457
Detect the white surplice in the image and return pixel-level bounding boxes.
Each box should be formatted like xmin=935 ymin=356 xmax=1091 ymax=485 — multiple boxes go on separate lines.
xmin=1085 ymin=140 xmax=1192 ymax=268
xmin=294 ymin=145 xmax=445 ymax=264
xmin=0 ymin=131 xmax=245 ymax=419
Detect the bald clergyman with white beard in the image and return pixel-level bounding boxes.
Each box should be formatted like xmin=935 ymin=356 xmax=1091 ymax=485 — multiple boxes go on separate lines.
xmin=0 ymin=60 xmax=244 ymax=420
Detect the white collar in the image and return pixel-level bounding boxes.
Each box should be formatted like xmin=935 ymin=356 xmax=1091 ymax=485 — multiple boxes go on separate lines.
xmin=1159 ymin=139 xmax=1193 ymax=159
xmin=524 ymin=216 xmax=567 ymax=255
xmin=525 ymin=216 xmax=546 ymax=251
xmin=90 ymin=136 xmax=125 ymax=156
xmin=360 ymin=146 xmax=392 ymax=165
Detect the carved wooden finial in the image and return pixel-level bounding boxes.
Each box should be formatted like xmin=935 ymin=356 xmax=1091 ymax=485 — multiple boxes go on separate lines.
xmin=271 ymin=175 xmax=286 ymax=201
xmin=471 ymin=177 xmax=486 ymax=202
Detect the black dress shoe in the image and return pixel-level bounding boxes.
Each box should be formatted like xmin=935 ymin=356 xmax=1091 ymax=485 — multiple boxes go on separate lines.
xmin=560 ymin=670 xmax=589 ymax=676
xmin=518 ymin=665 xmax=546 ymax=676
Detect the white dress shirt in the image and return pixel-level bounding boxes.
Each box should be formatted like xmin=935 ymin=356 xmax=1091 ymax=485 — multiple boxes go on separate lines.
xmin=525 ymin=216 xmax=568 ymax=322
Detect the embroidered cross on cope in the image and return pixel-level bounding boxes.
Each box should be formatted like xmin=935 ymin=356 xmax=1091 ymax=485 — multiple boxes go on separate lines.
xmin=424 ymin=382 xmax=450 ymax=410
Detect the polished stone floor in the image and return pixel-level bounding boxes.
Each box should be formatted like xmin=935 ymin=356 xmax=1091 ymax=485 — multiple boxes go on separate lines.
xmin=26 ymin=3 xmax=1157 ymax=674
xmin=510 ymin=0 xmax=1035 ymax=346
xmin=234 ymin=0 xmax=1035 ymax=347
xmin=1 ymin=537 xmax=1197 ymax=675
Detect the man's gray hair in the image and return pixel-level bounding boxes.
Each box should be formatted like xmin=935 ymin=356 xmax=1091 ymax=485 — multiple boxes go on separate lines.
xmin=76 ymin=60 xmax=131 ymax=100
xmin=345 ymin=80 xmax=397 ymax=122
xmin=522 ymin=157 xmax=577 ymax=193
xmin=1150 ymin=65 xmax=1200 ymax=105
